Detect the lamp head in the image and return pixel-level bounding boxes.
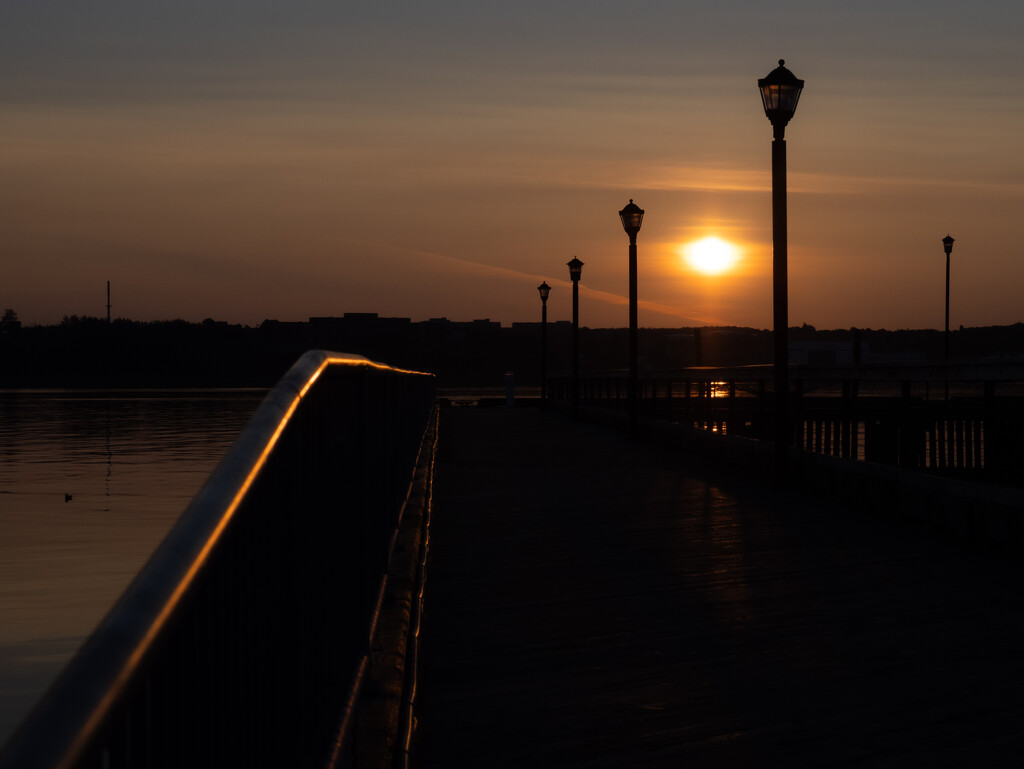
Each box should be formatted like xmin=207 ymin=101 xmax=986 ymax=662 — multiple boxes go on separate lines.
xmin=618 ymin=199 xmax=644 ymax=238
xmin=537 ymin=281 xmax=551 ymax=302
xmin=758 ymin=59 xmax=804 ymax=136
xmin=567 ymin=256 xmax=584 ymax=283
xmin=942 ymin=234 xmax=955 ymax=255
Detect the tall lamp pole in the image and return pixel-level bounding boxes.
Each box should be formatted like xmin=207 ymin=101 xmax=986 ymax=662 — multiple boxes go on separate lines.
xmin=619 ymin=199 xmax=644 ymax=435
xmin=758 ymin=59 xmax=804 ymax=486
xmin=942 ymin=235 xmax=954 ymax=364
xmin=942 ymin=234 xmax=954 ymax=401
xmin=538 ymin=281 xmax=551 ymax=405
xmin=567 ymin=257 xmax=584 ymax=418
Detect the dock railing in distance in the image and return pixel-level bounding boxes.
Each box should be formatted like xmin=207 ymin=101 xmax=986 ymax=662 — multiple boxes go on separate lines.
xmin=548 ymin=362 xmax=1024 ymax=485
xmin=0 ymin=351 xmax=436 ymax=769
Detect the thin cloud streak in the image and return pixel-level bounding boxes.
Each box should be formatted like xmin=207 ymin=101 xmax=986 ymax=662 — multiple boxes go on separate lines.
xmin=355 ymin=240 xmax=713 ymax=325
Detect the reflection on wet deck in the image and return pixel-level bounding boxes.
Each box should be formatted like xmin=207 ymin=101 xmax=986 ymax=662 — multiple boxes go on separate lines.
xmin=418 ymin=406 xmax=1024 ymax=768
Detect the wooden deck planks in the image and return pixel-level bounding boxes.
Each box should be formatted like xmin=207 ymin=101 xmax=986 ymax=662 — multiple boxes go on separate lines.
xmin=415 ymin=407 xmax=1024 ymax=768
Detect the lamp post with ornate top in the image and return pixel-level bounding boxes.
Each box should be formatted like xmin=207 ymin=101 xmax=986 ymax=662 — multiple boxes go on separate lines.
xmin=942 ymin=234 xmax=954 ymax=401
xmin=758 ymin=59 xmax=804 ymax=485
xmin=942 ymin=235 xmax=954 ymax=365
xmin=538 ymin=281 xmax=551 ymax=405
xmin=567 ymin=257 xmax=584 ymax=418
xmin=619 ymin=199 xmax=644 ymax=434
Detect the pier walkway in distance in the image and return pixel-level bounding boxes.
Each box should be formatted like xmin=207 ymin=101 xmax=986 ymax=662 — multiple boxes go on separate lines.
xmin=415 ymin=405 xmax=1024 ymax=768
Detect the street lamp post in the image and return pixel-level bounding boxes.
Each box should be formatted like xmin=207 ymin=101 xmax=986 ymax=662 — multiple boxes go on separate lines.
xmin=567 ymin=257 xmax=584 ymax=418
xmin=942 ymin=234 xmax=954 ymax=401
xmin=538 ymin=281 xmax=551 ymax=405
xmin=619 ymin=199 xmax=644 ymax=435
xmin=758 ymin=59 xmax=804 ymax=486
xmin=942 ymin=234 xmax=955 ymax=364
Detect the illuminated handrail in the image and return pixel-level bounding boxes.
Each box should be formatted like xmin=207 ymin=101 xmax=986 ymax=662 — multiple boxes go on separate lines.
xmin=0 ymin=350 xmax=436 ymax=769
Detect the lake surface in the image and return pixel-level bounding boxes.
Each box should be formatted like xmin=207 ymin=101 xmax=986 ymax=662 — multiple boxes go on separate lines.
xmin=0 ymin=390 xmax=266 ymax=746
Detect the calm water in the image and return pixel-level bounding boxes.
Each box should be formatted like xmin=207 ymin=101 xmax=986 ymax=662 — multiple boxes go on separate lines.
xmin=0 ymin=390 xmax=266 ymax=745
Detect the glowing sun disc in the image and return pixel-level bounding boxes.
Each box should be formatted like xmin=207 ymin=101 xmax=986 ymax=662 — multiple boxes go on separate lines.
xmin=683 ymin=237 xmax=740 ymax=275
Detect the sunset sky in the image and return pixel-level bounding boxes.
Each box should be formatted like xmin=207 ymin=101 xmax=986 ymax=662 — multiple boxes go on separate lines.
xmin=2 ymin=2 xmax=1023 ymax=330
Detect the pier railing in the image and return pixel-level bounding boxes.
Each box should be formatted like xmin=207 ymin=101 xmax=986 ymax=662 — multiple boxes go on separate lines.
xmin=0 ymin=351 xmax=436 ymax=769
xmin=550 ymin=362 xmax=1024 ymax=485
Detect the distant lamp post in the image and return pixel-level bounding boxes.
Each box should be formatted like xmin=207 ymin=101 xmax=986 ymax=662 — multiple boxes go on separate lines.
xmin=942 ymin=235 xmax=955 ymax=364
xmin=942 ymin=234 xmax=955 ymax=401
xmin=567 ymin=257 xmax=584 ymax=418
xmin=758 ymin=59 xmax=804 ymax=486
xmin=619 ymin=199 xmax=644 ymax=434
xmin=538 ymin=281 xmax=551 ymax=405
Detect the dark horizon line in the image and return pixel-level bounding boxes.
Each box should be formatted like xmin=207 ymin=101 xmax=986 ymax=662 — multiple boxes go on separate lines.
xmin=8 ymin=312 xmax=1024 ymax=336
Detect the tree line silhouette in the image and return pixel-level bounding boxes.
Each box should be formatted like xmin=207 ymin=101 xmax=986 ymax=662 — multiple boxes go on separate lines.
xmin=2 ymin=313 xmax=1024 ymax=389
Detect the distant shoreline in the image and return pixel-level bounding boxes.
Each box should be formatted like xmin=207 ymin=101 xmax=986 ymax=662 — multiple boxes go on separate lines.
xmin=4 ymin=317 xmax=1024 ymax=389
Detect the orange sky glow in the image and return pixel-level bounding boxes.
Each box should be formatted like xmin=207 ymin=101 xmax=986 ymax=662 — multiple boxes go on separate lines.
xmin=2 ymin=3 xmax=1023 ymax=330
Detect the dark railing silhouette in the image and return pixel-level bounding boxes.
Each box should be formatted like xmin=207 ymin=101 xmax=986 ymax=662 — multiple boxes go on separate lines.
xmin=549 ymin=363 xmax=1024 ymax=485
xmin=0 ymin=351 xmax=436 ymax=769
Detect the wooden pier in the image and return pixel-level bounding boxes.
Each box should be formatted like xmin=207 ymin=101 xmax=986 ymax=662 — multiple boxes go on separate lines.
xmin=416 ymin=405 xmax=1024 ymax=768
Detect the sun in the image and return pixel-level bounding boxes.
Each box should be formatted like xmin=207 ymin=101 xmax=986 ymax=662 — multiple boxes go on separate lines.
xmin=682 ymin=237 xmax=741 ymax=276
